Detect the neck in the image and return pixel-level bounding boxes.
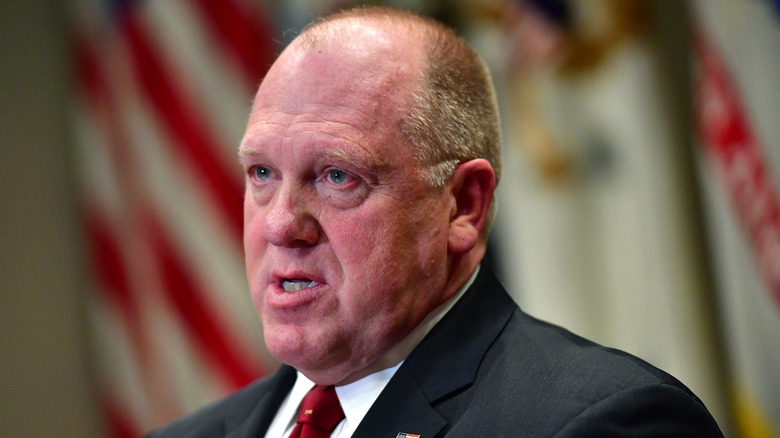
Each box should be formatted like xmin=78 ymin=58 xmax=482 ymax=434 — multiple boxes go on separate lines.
xmin=333 ymin=261 xmax=482 ymax=386
xmin=443 ymin=243 xmax=485 ymax=302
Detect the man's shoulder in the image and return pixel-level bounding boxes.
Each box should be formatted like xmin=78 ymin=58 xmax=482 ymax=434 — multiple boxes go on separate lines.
xmin=494 ymin=309 xmax=693 ymax=391
xmin=460 ymin=267 xmax=698 ymax=394
xmin=470 ymin=309 xmax=723 ymax=435
xmin=145 ymin=367 xmax=293 ymax=438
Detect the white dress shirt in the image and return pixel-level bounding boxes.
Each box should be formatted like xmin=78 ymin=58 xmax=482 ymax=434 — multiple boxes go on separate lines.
xmin=264 ymin=267 xmax=479 ymax=438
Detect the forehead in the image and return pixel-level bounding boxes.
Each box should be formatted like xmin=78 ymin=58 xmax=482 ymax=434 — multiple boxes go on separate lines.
xmin=250 ymin=25 xmax=423 ymax=130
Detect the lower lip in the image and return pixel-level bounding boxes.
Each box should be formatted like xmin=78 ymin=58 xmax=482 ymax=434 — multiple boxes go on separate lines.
xmin=266 ymin=282 xmax=327 ymax=310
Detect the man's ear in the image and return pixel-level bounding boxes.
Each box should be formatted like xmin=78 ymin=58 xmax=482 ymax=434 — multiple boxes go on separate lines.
xmin=447 ymin=159 xmax=496 ymax=255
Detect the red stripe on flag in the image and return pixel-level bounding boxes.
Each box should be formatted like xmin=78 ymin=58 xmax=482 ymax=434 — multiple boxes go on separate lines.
xmin=85 ymin=208 xmax=185 ymax=429
xmin=75 ymin=36 xmax=109 ymax=109
xmin=694 ymin=32 xmax=780 ymax=308
xmin=188 ymin=0 xmax=277 ymax=86
xmin=100 ymin=394 xmax=141 ymax=438
xmin=83 ymin=210 xmax=137 ymax=321
xmin=75 ymin=39 xmax=143 ymax=340
xmin=76 ymin=39 xmax=139 ymax=325
xmin=120 ymin=15 xmax=244 ymax=241
xmin=146 ymin=216 xmax=266 ymax=389
xmin=74 ymin=35 xmax=138 ymax=184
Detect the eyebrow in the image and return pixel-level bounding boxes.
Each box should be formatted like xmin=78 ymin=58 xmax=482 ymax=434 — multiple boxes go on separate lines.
xmin=321 ymin=144 xmax=382 ymax=174
xmin=238 ymin=143 xmax=384 ymax=175
xmin=237 ymin=145 xmax=261 ymax=165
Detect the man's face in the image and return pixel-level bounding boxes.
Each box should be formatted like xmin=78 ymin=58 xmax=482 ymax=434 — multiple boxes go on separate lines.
xmin=240 ymin=38 xmax=454 ymax=385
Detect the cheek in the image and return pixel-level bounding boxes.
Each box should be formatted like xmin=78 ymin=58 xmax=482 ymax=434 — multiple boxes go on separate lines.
xmin=243 ymin=203 xmax=268 ymax=272
xmin=329 ymin=206 xmax=438 ymax=292
xmin=325 ymin=207 xmax=397 ymax=260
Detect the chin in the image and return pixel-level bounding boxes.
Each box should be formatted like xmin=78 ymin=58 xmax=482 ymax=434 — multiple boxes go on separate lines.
xmin=266 ymin=333 xmax=360 ymax=385
xmin=264 ymin=326 xmax=307 ymax=362
xmin=265 ymin=329 xmax=324 ymax=365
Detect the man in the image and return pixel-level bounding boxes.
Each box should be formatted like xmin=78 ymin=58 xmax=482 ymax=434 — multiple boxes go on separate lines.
xmin=149 ymin=6 xmax=722 ymax=437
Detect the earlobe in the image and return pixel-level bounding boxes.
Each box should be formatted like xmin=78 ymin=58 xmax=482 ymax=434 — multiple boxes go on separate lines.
xmin=447 ymin=159 xmax=495 ymax=255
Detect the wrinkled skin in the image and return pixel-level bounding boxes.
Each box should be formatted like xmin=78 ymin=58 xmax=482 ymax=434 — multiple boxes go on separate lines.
xmin=240 ymin=24 xmax=491 ymax=385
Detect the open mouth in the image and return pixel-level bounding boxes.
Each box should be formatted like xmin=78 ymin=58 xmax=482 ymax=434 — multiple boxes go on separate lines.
xmin=281 ymin=278 xmax=318 ymax=292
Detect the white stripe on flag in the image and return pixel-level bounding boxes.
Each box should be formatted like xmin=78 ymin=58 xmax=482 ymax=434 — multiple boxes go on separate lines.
xmin=143 ymin=0 xmax=254 ymax=170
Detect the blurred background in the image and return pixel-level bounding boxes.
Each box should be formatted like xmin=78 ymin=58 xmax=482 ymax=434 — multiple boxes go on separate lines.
xmin=1 ymin=0 xmax=778 ymax=436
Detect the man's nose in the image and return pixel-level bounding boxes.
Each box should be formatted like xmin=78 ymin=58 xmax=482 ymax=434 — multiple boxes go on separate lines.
xmin=262 ymin=184 xmax=320 ymax=247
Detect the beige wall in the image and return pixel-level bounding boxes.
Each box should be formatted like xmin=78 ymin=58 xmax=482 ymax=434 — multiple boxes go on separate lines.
xmin=0 ymin=0 xmax=101 ymax=436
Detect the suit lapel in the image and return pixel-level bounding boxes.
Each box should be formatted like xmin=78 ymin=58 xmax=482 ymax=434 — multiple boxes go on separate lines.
xmin=352 ymin=366 xmax=446 ymax=438
xmin=224 ymin=365 xmax=297 ymax=438
xmin=407 ymin=265 xmax=515 ymax=402
xmin=355 ymin=266 xmax=515 ymax=438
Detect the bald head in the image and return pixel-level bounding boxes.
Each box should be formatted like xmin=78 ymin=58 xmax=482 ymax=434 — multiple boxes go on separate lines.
xmin=290 ymin=7 xmax=502 ymax=230
xmin=295 ymin=6 xmax=429 ymax=52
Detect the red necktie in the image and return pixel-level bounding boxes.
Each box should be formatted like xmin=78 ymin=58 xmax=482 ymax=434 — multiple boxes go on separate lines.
xmin=288 ymin=385 xmax=345 ymax=438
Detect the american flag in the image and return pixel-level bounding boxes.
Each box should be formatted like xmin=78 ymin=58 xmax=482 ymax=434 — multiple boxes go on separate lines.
xmin=691 ymin=1 xmax=780 ymax=433
xmin=70 ymin=0 xmax=279 ymax=435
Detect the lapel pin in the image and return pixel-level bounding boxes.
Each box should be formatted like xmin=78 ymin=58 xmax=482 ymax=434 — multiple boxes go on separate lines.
xmin=396 ymin=434 xmax=420 ymax=438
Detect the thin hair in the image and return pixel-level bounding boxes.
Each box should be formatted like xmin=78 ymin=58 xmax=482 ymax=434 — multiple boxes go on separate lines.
xmin=298 ymin=6 xmax=502 ymax=232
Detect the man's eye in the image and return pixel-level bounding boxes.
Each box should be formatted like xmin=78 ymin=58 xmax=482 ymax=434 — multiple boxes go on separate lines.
xmin=251 ymin=166 xmax=272 ymax=181
xmin=328 ymin=169 xmax=348 ymax=185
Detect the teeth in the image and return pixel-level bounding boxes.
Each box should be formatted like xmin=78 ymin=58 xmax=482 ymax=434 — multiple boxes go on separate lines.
xmin=282 ymin=279 xmax=318 ymax=292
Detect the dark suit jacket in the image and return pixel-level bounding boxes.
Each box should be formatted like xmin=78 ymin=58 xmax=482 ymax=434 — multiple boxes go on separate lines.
xmin=147 ymin=266 xmax=723 ymax=437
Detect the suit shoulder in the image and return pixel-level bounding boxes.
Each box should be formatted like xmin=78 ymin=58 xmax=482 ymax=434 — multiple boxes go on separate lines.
xmin=553 ymin=382 xmax=723 ymax=437
xmin=144 ymin=375 xmax=278 ymax=438
xmin=494 ymin=309 xmax=693 ymax=390
xmin=466 ymin=310 xmax=722 ymax=434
